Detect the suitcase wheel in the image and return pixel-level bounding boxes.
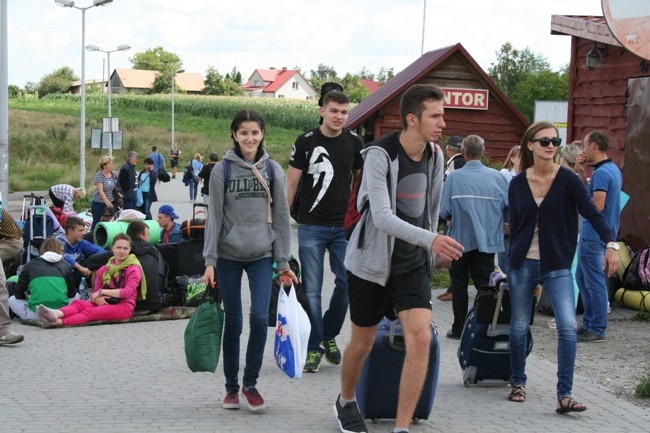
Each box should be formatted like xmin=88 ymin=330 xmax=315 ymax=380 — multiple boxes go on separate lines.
xmin=371 ymin=417 xmax=379 ymax=424
xmin=463 ymin=366 xmax=477 ymax=386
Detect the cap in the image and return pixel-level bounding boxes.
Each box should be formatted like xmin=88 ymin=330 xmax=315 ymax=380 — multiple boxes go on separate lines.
xmin=318 ymin=82 xmax=344 ymax=107
xmin=447 ymin=135 xmax=463 ymax=150
xmin=158 ymin=205 xmax=179 ymax=220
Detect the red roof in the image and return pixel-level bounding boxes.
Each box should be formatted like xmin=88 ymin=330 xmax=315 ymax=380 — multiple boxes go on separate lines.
xmin=243 ymin=68 xmax=307 ymax=93
xmin=359 ymin=79 xmax=382 ymax=94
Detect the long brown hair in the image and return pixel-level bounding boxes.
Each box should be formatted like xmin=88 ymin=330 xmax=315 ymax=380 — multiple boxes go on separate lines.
xmin=519 ymin=121 xmax=558 ymax=172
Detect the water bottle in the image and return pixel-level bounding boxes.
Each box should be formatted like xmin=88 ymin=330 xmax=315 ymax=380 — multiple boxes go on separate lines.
xmin=78 ymin=277 xmax=89 ymax=301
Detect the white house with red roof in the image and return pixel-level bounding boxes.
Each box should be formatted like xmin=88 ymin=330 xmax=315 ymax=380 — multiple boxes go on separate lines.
xmin=243 ymin=67 xmax=317 ymax=100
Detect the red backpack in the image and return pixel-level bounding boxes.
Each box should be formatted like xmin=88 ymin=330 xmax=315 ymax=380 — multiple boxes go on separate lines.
xmin=343 ymin=138 xmax=438 ymax=240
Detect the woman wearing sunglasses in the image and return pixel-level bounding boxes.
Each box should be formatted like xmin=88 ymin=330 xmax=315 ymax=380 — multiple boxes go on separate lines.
xmin=506 ymin=121 xmax=619 ymax=414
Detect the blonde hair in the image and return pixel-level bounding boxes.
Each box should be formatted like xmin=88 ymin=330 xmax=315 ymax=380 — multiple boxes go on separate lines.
xmin=194 ymin=153 xmax=202 ymax=161
xmin=502 ymin=145 xmax=521 ymax=171
xmin=98 ymin=155 xmax=113 ymax=170
xmin=75 ymin=187 xmax=86 ymax=199
xmin=559 ymin=141 xmax=581 ymax=169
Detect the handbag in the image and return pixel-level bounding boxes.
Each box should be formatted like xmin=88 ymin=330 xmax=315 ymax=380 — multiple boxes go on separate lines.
xmin=157 ymin=167 xmax=171 ymax=183
xmin=273 ymin=283 xmax=311 ymax=379
xmin=184 ymin=285 xmax=224 ymax=373
xmin=135 ymin=186 xmax=144 ymax=208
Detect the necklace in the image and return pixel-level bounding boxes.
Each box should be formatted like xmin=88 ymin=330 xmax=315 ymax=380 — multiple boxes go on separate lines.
xmin=530 ymin=165 xmax=558 ymax=198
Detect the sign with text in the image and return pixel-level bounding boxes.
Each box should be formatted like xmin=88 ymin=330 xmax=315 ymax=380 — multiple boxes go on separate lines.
xmin=442 ymin=87 xmax=489 ymax=110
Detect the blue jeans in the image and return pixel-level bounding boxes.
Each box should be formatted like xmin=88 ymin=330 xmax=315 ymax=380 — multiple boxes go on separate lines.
xmin=217 ymin=257 xmax=273 ymax=392
xmin=498 ymin=237 xmax=509 ymax=273
xmin=90 ymin=201 xmax=107 ymax=230
xmin=189 ymin=178 xmax=199 ymax=200
xmin=508 ymin=259 xmax=577 ymax=400
xmin=298 ymin=224 xmax=349 ymax=353
xmin=576 ymin=238 xmax=608 ymax=336
xmin=138 ymin=191 xmax=153 ymax=220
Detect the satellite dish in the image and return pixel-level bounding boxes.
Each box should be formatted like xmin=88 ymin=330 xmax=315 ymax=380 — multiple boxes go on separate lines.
xmin=602 ymin=0 xmax=650 ymax=60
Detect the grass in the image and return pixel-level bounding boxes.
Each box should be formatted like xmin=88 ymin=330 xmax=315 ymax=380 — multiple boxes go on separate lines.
xmin=636 ymin=372 xmax=650 ymax=397
xmin=8 ymin=97 xmax=306 ymax=191
xmin=630 ymin=312 xmax=650 ymax=322
xmin=431 ymin=269 xmax=451 ymax=290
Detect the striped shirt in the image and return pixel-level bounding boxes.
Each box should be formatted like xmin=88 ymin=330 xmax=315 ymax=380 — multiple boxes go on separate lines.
xmin=91 ymin=171 xmax=116 ymax=204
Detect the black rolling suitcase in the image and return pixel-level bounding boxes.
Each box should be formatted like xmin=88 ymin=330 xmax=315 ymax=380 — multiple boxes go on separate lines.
xmin=457 ymin=279 xmax=533 ymax=385
xmin=355 ymin=319 xmax=440 ymax=423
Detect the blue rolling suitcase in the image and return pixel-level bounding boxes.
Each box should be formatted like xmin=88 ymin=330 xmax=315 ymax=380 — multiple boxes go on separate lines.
xmin=457 ymin=280 xmax=533 ymax=385
xmin=355 ymin=319 xmax=440 ymax=423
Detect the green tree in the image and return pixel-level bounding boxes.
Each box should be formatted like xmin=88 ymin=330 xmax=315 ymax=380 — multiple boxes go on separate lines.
xmin=203 ymin=66 xmax=243 ymax=96
xmin=488 ymin=42 xmax=549 ymax=97
xmin=8 ymin=84 xmax=22 ymax=98
xmin=23 ymin=81 xmax=38 ymax=95
xmin=377 ymin=67 xmax=394 ymax=82
xmin=130 ymin=46 xmax=182 ymax=73
xmin=36 ymin=66 xmax=78 ymax=98
xmin=148 ymin=69 xmax=179 ymax=94
xmin=511 ymin=70 xmax=569 ymax=121
xmin=309 ymin=63 xmax=338 ymax=92
xmin=357 ymin=67 xmax=375 ymax=80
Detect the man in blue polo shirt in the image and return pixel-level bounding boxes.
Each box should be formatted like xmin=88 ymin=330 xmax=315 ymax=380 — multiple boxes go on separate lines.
xmin=576 ymin=131 xmax=622 ymax=342
xmin=440 ymin=134 xmax=509 ymax=339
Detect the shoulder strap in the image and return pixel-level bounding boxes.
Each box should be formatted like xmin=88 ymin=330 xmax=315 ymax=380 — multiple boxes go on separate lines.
xmin=265 ymin=159 xmax=275 ymax=188
xmin=223 ymin=160 xmax=231 ymax=193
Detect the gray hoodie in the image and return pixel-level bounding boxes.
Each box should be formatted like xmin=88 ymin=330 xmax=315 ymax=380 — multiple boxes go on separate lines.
xmin=344 ymin=135 xmax=444 ymax=285
xmin=203 ymin=149 xmax=291 ymax=270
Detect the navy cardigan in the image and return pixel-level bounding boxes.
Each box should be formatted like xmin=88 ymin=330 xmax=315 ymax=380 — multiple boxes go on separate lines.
xmin=508 ymin=166 xmax=615 ymax=272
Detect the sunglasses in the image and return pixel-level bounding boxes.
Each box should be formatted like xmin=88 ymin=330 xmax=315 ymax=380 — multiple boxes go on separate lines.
xmin=531 ymin=137 xmax=562 ymax=147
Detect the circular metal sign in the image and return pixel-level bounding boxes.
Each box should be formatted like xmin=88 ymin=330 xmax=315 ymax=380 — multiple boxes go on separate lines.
xmin=602 ymin=0 xmax=650 ymax=60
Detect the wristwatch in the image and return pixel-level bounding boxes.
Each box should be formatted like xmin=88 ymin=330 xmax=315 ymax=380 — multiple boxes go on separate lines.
xmin=606 ymin=242 xmax=620 ymax=251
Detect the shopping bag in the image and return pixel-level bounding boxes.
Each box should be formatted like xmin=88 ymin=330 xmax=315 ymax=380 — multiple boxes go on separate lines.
xmin=135 ymin=186 xmax=144 ymax=208
xmin=184 ymin=286 xmax=224 ymax=373
xmin=273 ymin=284 xmax=311 ymax=379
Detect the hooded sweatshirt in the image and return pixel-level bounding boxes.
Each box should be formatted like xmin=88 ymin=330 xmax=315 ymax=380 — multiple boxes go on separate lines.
xmin=203 ymin=149 xmax=291 ymax=270
xmin=15 ymin=251 xmax=76 ymax=311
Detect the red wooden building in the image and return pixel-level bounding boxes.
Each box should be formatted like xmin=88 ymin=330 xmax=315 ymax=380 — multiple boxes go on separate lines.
xmin=346 ymin=43 xmax=529 ymax=163
xmin=551 ymin=15 xmax=650 ymax=250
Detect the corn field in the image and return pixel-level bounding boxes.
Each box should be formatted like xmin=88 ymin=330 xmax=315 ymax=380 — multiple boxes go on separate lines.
xmin=44 ymin=94 xmax=321 ymax=132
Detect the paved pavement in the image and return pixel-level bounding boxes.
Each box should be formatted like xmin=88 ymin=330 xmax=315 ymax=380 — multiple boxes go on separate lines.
xmin=2 ymin=178 xmax=648 ymax=433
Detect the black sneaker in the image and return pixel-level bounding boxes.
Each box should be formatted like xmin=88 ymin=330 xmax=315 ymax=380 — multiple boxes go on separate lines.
xmin=577 ymin=331 xmax=605 ymax=342
xmin=446 ymin=330 xmax=461 ymax=340
xmin=322 ymin=339 xmax=342 ymax=365
xmin=333 ymin=396 xmax=367 ymax=433
xmin=577 ymin=326 xmax=588 ymax=336
xmin=303 ymin=351 xmax=322 ymax=372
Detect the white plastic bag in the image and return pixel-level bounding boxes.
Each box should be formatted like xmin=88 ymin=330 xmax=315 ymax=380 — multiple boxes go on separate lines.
xmin=274 ymin=284 xmax=311 ymax=379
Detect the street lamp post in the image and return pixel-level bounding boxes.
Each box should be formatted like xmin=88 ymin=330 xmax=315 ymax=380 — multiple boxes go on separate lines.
xmin=171 ymin=68 xmax=184 ymax=148
xmin=86 ymin=43 xmax=130 ymax=157
xmin=54 ymin=0 xmax=114 ymax=189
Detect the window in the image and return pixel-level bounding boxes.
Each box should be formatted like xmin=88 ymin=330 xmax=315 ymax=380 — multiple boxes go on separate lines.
xmin=277 ymin=94 xmax=285 ymax=98
xmin=292 ymin=82 xmax=299 ymax=90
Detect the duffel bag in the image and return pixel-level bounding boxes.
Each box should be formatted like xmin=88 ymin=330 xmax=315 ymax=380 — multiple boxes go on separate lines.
xmin=181 ymin=218 xmax=205 ymax=240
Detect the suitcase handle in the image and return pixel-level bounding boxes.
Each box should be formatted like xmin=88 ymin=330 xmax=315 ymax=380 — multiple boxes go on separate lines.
xmin=193 ymin=203 xmax=208 ymax=219
xmin=383 ymin=320 xmax=435 ymax=352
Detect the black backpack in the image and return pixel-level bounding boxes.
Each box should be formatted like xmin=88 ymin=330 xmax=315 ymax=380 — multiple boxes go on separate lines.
xmin=182 ymin=164 xmax=194 ymax=181
xmin=622 ymin=247 xmax=650 ymax=290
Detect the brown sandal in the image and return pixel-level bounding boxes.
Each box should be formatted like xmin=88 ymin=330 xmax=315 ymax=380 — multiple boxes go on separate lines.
xmin=508 ymin=386 xmax=526 ymax=402
xmin=556 ymin=396 xmax=587 ymax=414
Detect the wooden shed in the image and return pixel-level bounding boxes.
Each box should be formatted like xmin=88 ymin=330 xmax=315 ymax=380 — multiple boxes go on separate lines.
xmin=551 ymin=15 xmax=650 ymax=250
xmin=346 ymin=43 xmax=530 ymax=162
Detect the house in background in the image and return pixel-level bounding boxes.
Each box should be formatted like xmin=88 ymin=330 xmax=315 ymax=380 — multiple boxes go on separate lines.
xmin=107 ymin=69 xmax=205 ymax=94
xmin=551 ymin=14 xmax=650 ymax=250
xmin=243 ymin=67 xmax=317 ymax=99
xmin=359 ymin=79 xmax=382 ymax=94
xmin=347 ymin=43 xmax=529 ymax=161
xmin=69 ymin=79 xmax=107 ymax=94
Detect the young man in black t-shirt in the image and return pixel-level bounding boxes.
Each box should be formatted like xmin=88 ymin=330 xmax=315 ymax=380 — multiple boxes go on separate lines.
xmin=286 ymin=90 xmax=363 ymax=373
xmin=197 ymin=152 xmax=219 ymax=204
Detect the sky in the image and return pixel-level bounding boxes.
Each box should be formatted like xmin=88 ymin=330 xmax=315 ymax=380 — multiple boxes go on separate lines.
xmin=5 ymin=0 xmax=605 ymax=88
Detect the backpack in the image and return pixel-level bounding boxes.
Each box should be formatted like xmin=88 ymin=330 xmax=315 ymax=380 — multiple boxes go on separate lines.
xmin=622 ymin=246 xmax=650 ymax=290
xmin=222 ymin=159 xmax=275 ymax=196
xmin=182 ymin=164 xmax=194 ymax=181
xmin=343 ymin=138 xmax=439 ymax=240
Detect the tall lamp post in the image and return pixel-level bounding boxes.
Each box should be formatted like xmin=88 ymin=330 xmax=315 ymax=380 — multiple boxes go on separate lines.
xmin=54 ymin=0 xmax=114 ymax=189
xmin=171 ymin=68 xmax=185 ymax=148
xmin=86 ymin=43 xmax=130 ymax=157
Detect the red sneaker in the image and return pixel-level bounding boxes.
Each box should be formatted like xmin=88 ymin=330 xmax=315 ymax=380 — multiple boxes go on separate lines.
xmin=222 ymin=390 xmax=240 ymax=410
xmin=242 ymin=387 xmax=266 ymax=411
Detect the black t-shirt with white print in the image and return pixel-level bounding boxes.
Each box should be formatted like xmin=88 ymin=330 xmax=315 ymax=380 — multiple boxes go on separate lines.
xmin=289 ymin=127 xmax=363 ymax=226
